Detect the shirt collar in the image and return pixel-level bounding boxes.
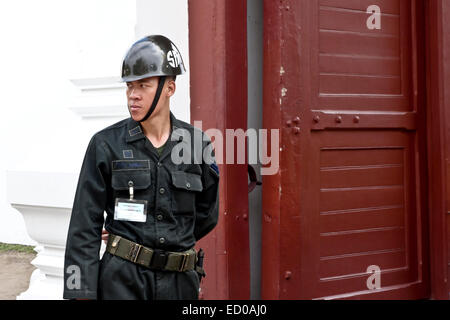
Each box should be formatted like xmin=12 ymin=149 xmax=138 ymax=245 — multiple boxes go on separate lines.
xmin=125 ymin=117 xmax=146 ymax=143
xmin=125 ymin=112 xmax=182 ymax=143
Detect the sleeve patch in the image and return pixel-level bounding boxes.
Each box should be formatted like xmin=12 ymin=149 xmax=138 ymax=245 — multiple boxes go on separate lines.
xmin=210 ymin=163 xmax=219 ymax=175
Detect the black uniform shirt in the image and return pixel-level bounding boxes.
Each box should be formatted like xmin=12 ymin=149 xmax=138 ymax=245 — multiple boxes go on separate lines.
xmin=63 ymin=112 xmax=219 ymax=299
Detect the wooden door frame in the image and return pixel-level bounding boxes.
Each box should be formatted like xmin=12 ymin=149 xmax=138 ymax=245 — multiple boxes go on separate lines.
xmin=188 ymin=0 xmax=249 ymax=299
xmin=425 ymin=0 xmax=450 ymax=300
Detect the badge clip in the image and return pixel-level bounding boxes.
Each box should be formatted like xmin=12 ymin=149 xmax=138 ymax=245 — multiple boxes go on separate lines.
xmin=128 ymin=181 xmax=134 ymax=200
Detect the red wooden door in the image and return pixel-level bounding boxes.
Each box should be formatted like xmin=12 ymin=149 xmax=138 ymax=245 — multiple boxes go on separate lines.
xmin=262 ymin=0 xmax=429 ymax=299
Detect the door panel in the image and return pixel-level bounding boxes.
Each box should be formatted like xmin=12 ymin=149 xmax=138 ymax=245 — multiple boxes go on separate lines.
xmin=262 ymin=0 xmax=428 ymax=299
xmin=317 ymin=0 xmax=410 ymax=111
xmin=314 ymin=131 xmax=418 ymax=296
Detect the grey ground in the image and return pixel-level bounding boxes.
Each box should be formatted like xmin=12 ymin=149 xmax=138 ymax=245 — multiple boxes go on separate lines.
xmin=0 ymin=251 xmax=36 ymax=300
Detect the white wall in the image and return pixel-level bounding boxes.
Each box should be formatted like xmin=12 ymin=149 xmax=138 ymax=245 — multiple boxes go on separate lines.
xmin=0 ymin=0 xmax=137 ymax=244
xmin=0 ymin=0 xmax=190 ymax=245
xmin=135 ymin=0 xmax=190 ymax=122
xmin=0 ymin=0 xmax=179 ymax=244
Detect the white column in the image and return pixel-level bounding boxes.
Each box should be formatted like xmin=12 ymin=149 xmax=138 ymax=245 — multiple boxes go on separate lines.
xmin=7 ymin=171 xmax=76 ymax=300
xmin=13 ymin=205 xmax=71 ymax=300
xmin=7 ymin=172 xmax=109 ymax=300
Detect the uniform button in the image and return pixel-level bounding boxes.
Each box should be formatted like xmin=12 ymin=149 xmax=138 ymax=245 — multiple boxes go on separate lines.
xmin=186 ymin=182 xmax=191 ymax=189
xmin=159 ymin=237 xmax=165 ymax=244
xmin=157 ymin=162 xmax=162 ymax=167
xmin=156 ymin=214 xmax=163 ymax=221
xmin=159 ymin=187 xmax=166 ymax=194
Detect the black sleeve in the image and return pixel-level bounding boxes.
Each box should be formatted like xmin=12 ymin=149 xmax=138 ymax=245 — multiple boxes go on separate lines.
xmin=63 ymin=135 xmax=109 ymax=300
xmin=194 ymin=141 xmax=220 ymax=241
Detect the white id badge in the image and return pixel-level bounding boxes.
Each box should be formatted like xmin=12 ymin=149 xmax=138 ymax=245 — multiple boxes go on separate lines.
xmin=114 ymin=198 xmax=148 ymax=223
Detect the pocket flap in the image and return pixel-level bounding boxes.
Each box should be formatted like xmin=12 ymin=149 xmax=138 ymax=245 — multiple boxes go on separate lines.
xmin=171 ymin=171 xmax=203 ymax=192
xmin=112 ymin=171 xmax=151 ymax=190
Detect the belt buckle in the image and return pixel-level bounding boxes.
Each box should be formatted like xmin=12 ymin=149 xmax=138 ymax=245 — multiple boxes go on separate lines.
xmin=150 ymin=249 xmax=168 ymax=270
xmin=178 ymin=253 xmax=188 ymax=272
xmin=128 ymin=243 xmax=142 ymax=263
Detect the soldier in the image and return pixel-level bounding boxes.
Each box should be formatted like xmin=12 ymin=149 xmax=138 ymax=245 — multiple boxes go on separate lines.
xmin=63 ymin=35 xmax=219 ymax=300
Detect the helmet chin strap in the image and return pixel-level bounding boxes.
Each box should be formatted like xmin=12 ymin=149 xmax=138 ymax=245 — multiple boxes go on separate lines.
xmin=138 ymin=76 xmax=167 ymax=123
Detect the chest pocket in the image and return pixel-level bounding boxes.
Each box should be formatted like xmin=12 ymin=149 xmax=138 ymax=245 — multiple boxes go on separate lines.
xmin=170 ymin=171 xmax=203 ymax=215
xmin=111 ymin=160 xmax=152 ymax=199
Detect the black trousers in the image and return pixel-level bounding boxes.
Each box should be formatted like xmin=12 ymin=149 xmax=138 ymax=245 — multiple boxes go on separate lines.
xmin=98 ymin=252 xmax=200 ymax=300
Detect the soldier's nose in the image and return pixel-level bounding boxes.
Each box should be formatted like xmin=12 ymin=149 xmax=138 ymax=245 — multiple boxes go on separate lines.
xmin=128 ymin=89 xmax=141 ymax=100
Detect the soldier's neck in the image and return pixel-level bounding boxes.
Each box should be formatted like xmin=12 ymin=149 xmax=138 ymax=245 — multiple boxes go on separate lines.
xmin=141 ymin=106 xmax=171 ymax=148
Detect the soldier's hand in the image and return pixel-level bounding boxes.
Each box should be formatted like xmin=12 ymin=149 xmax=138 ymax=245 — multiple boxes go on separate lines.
xmin=102 ymin=229 xmax=109 ymax=244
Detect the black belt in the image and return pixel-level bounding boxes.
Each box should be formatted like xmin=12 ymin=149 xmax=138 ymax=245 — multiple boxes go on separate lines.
xmin=105 ymin=234 xmax=197 ymax=272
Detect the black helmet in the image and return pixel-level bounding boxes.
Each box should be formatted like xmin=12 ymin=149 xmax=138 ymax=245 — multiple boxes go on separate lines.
xmin=121 ymin=35 xmax=186 ymax=82
xmin=122 ymin=35 xmax=186 ymax=122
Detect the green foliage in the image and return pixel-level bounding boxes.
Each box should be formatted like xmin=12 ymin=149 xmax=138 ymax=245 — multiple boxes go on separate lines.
xmin=0 ymin=243 xmax=35 ymax=254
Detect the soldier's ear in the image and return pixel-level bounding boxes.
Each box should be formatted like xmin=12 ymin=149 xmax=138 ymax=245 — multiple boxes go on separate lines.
xmin=166 ymin=78 xmax=176 ymax=97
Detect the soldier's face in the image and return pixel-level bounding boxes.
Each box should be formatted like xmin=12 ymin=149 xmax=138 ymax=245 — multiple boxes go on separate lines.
xmin=126 ymin=77 xmax=159 ymax=121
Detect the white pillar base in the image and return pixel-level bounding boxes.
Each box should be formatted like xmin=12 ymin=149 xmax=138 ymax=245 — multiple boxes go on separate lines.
xmin=17 ymin=270 xmax=61 ymax=300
